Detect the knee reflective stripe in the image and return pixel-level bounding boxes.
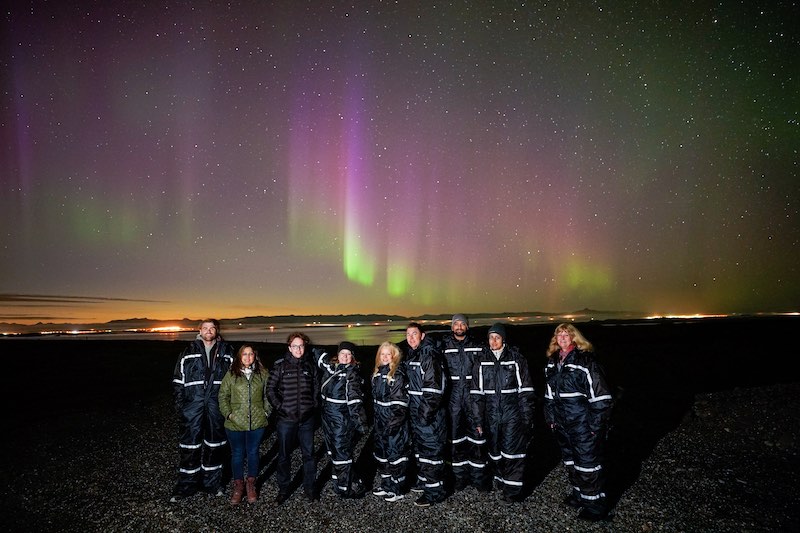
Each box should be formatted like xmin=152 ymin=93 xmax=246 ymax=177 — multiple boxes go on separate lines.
xmin=201 ymin=464 xmax=223 ymax=471
xmin=501 ymin=451 xmax=526 ymax=460
xmin=380 ymin=473 xmax=391 ymax=479
xmin=574 ymin=464 xmax=602 ymax=473
xmin=452 ymin=436 xmax=467 ymax=444
xmin=489 ymin=453 xmax=502 ymax=461
xmin=468 ymin=460 xmax=486 ymax=469
xmin=563 ymin=460 xmax=575 ymax=466
xmin=452 ymin=460 xmax=469 ymax=467
xmin=579 ymin=491 xmax=606 ymax=501
xmin=467 ymin=436 xmax=485 ymax=445
xmin=425 ymin=480 xmax=443 ymax=488
xmin=179 ymin=466 xmax=202 ymax=474
xmin=390 ymin=457 xmax=408 ymax=465
xmin=204 ymin=439 xmax=227 ymax=448
xmin=418 ymin=457 xmax=444 ymax=465
xmin=332 ymin=458 xmax=353 ymax=465
xmin=374 ymin=455 xmax=389 ymax=463
xmin=179 ymin=442 xmax=202 ymax=449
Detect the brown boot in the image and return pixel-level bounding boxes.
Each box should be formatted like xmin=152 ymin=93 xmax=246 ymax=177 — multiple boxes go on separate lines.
xmin=246 ymin=476 xmax=257 ymax=503
xmin=230 ymin=479 xmax=244 ymax=505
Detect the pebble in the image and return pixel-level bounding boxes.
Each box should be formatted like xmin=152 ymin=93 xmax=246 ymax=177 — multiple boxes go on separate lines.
xmin=2 ymin=384 xmax=798 ymax=532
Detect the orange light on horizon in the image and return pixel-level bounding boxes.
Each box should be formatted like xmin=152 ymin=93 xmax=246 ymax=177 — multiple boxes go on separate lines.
xmin=645 ymin=313 xmax=730 ymax=320
xmin=150 ymin=326 xmax=189 ymax=333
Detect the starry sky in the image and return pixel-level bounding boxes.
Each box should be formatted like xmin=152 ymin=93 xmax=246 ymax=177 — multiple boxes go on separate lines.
xmin=1 ymin=1 xmax=798 ymax=325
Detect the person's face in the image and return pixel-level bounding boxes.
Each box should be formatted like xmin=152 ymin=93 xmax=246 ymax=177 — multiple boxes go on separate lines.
xmin=452 ymin=320 xmax=467 ymax=339
xmin=240 ymin=347 xmax=255 ymax=367
xmin=556 ymin=330 xmax=573 ymax=351
xmin=406 ymin=327 xmax=424 ymax=349
xmin=288 ymin=338 xmax=305 ymax=358
xmin=488 ymin=333 xmax=503 ymax=351
xmin=338 ymin=350 xmax=353 ymax=365
xmin=199 ymin=322 xmax=217 ymax=342
xmin=379 ymin=348 xmax=393 ymax=366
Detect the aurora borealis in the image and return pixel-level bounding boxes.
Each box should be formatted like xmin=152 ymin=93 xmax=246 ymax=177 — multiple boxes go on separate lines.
xmin=1 ymin=2 xmax=798 ymax=325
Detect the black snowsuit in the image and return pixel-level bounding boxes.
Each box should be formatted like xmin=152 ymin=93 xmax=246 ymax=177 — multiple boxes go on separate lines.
xmin=469 ymin=344 xmax=534 ymax=498
xmin=317 ymin=353 xmax=368 ymax=495
xmin=405 ymin=335 xmax=447 ymax=501
xmin=442 ymin=333 xmax=488 ymax=488
xmin=372 ymin=363 xmax=410 ymax=496
xmin=172 ymin=336 xmax=234 ymax=497
xmin=544 ymin=348 xmax=613 ymax=515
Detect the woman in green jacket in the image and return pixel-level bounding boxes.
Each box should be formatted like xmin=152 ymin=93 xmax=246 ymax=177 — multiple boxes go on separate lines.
xmin=219 ymin=344 xmax=271 ymax=504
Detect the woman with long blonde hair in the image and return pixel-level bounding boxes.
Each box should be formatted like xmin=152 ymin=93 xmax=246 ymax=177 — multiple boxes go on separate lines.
xmin=370 ymin=342 xmax=409 ymax=502
xmin=543 ymin=323 xmax=612 ymax=522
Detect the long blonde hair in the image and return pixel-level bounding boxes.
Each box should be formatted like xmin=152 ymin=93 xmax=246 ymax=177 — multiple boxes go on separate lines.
xmin=373 ymin=341 xmax=402 ymax=381
xmin=546 ymin=323 xmax=594 ymax=356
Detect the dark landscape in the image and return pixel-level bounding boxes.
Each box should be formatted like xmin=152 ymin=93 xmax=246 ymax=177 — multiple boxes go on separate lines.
xmin=2 ymin=316 xmax=799 ymax=532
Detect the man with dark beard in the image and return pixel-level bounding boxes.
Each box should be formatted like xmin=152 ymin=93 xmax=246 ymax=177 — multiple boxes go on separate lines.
xmin=171 ymin=319 xmax=234 ymax=502
xmin=404 ymin=322 xmax=447 ymax=506
xmin=442 ymin=314 xmax=489 ymax=491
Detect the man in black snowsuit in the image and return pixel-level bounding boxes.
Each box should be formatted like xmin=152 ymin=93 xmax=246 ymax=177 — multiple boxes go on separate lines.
xmin=404 ymin=322 xmax=448 ymax=506
xmin=470 ymin=323 xmax=535 ymax=503
xmin=171 ymin=319 xmax=234 ymax=502
xmin=442 ymin=314 xmax=489 ymax=491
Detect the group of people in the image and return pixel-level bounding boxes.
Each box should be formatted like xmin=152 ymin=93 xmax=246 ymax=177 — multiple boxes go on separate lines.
xmin=170 ymin=315 xmax=613 ymax=522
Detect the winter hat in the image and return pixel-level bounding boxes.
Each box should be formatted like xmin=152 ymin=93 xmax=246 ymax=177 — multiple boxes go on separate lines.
xmin=487 ymin=323 xmax=506 ymax=342
xmin=451 ymin=314 xmax=469 ymax=327
xmin=337 ymin=341 xmax=357 ymax=356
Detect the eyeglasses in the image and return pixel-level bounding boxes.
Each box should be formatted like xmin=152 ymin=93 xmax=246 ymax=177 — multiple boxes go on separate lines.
xmin=289 ymin=344 xmax=305 ymax=349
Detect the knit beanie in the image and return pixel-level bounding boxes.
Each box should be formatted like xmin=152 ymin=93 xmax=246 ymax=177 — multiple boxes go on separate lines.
xmin=338 ymin=341 xmax=357 ymax=356
xmin=487 ymin=323 xmax=506 ymax=342
xmin=451 ymin=314 xmax=469 ymax=327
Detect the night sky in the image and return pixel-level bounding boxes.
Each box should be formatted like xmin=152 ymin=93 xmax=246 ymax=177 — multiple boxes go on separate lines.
xmin=2 ymin=2 xmax=798 ymax=325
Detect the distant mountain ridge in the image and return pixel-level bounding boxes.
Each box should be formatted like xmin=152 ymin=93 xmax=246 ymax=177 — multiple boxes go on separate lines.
xmin=0 ymin=309 xmax=646 ymax=335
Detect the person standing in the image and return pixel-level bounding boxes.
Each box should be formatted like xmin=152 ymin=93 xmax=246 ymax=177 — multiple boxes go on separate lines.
xmin=404 ymin=322 xmax=447 ymax=506
xmin=371 ymin=341 xmax=410 ymax=502
xmin=317 ymin=341 xmax=368 ymax=498
xmin=544 ymin=323 xmax=613 ymax=522
xmin=442 ymin=314 xmax=489 ymax=491
xmin=469 ymin=323 xmax=535 ymax=503
xmin=171 ymin=319 xmax=234 ymax=502
xmin=267 ymin=332 xmax=320 ymax=504
xmin=218 ymin=344 xmax=270 ymax=505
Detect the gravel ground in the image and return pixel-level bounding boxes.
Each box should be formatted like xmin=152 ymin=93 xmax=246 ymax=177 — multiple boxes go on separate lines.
xmin=2 ymin=382 xmax=798 ymax=532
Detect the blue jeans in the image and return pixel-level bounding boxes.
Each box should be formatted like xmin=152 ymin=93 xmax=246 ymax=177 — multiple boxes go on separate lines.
xmin=276 ymin=418 xmax=316 ymax=495
xmin=225 ymin=427 xmax=265 ymax=480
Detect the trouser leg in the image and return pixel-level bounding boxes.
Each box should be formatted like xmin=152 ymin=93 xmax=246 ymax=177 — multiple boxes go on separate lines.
xmin=174 ymin=407 xmax=203 ymax=497
xmin=226 ymin=429 xmax=246 ymax=480
xmin=276 ymin=420 xmax=297 ymax=494
xmin=201 ymin=408 xmax=227 ymax=492
xmin=298 ymin=417 xmax=316 ymax=494
xmin=245 ymin=428 xmax=265 ymax=478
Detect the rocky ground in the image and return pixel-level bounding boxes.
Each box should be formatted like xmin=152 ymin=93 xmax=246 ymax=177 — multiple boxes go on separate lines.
xmin=2 ymin=382 xmax=798 ymax=532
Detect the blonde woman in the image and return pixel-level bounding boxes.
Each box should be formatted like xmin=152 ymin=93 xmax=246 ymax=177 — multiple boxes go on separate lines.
xmin=544 ymin=323 xmax=613 ymax=522
xmin=370 ymin=342 xmax=410 ymax=502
